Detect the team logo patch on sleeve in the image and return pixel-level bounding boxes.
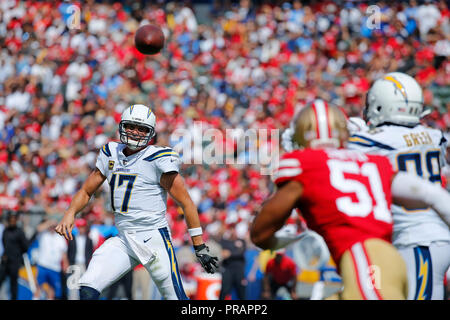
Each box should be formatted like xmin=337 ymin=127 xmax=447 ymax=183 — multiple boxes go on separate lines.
xmin=143 ymin=149 xmax=178 ymax=162
xmin=348 ymin=134 xmax=395 ymax=150
xmin=101 ymin=144 xmax=112 ymax=157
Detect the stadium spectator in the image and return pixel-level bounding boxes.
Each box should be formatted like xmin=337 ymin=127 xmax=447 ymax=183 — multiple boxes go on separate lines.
xmin=67 ymin=218 xmax=94 ymax=300
xmin=132 ymin=264 xmax=151 ymax=300
xmin=417 ymin=0 xmax=442 ymax=39
xmin=219 ymin=224 xmax=247 ymax=300
xmin=33 ymin=218 xmax=69 ymax=300
xmin=0 ymin=211 xmax=28 ymax=300
xmin=67 ymin=218 xmax=93 ymax=270
xmin=0 ymin=0 xmax=448 ymax=299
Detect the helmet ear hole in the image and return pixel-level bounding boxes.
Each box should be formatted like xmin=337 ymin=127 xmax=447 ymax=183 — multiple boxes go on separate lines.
xmin=149 ymin=133 xmax=158 ymax=145
xmin=366 ymin=72 xmax=423 ymax=127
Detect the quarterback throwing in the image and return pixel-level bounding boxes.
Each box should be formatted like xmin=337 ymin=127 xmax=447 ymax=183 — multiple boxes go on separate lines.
xmin=55 ymin=104 xmax=218 ymax=300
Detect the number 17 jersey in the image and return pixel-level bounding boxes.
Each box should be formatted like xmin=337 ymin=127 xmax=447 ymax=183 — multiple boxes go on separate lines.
xmin=95 ymin=142 xmax=181 ymax=232
xmin=273 ymin=148 xmax=395 ymax=264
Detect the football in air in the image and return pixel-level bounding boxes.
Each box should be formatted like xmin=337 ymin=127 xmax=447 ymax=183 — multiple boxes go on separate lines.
xmin=134 ymin=24 xmax=165 ymax=55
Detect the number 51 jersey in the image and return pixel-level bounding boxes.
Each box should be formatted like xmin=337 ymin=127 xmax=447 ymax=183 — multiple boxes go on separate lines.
xmin=95 ymin=142 xmax=181 ymax=232
xmin=348 ymin=124 xmax=450 ymax=247
xmin=274 ymin=148 xmax=395 ymax=264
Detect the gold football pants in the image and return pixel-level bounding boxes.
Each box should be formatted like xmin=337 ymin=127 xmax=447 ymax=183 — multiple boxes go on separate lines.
xmin=338 ymin=238 xmax=408 ymax=300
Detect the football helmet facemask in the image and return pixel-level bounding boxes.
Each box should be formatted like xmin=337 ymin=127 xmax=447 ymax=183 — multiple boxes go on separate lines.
xmin=364 ymin=72 xmax=424 ymax=128
xmin=119 ymin=104 xmax=156 ymax=150
xmin=292 ymin=99 xmax=349 ymax=149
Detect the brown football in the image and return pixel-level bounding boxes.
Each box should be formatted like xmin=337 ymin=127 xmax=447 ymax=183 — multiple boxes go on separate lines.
xmin=134 ymin=24 xmax=165 ymax=55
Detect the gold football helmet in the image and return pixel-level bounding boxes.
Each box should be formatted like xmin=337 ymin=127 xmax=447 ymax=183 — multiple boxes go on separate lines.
xmin=292 ymin=99 xmax=349 ymax=149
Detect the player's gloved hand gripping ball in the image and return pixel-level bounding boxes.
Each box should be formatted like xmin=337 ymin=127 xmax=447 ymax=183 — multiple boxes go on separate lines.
xmin=194 ymin=244 xmax=219 ymax=274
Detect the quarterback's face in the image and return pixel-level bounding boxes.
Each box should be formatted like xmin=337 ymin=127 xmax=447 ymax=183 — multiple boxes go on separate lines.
xmin=124 ymin=123 xmax=150 ymax=139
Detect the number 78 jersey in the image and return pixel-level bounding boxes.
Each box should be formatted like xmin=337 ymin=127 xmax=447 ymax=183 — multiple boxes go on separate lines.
xmin=273 ymin=148 xmax=395 ymax=263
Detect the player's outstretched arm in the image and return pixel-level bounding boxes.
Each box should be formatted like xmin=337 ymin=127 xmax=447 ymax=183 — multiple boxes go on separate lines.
xmin=160 ymin=172 xmax=219 ymax=274
xmin=391 ymin=171 xmax=450 ymax=227
xmin=250 ymin=180 xmax=304 ymax=250
xmin=55 ymin=168 xmax=106 ymax=241
xmin=160 ymin=172 xmax=203 ymax=244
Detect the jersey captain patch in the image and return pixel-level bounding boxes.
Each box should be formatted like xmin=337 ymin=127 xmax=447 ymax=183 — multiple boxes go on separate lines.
xmin=108 ymin=160 xmax=115 ymax=170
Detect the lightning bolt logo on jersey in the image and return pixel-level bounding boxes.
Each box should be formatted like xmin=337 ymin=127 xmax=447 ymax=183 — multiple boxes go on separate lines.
xmin=350 ymin=72 xmax=450 ymax=300
xmin=348 ymin=124 xmax=450 ymax=247
xmin=414 ymin=247 xmax=432 ymax=300
xmin=78 ymin=104 xmax=191 ymax=300
xmin=96 ymin=142 xmax=181 ymax=232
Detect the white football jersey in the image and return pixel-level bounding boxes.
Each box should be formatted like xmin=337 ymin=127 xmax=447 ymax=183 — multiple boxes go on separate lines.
xmin=348 ymin=124 xmax=450 ymax=247
xmin=95 ymin=142 xmax=181 ymax=232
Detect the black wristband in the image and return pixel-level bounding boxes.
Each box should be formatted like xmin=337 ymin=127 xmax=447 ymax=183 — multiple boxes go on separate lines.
xmin=193 ymin=244 xmax=206 ymax=251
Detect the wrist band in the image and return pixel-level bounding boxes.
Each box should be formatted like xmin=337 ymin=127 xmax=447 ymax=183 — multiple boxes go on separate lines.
xmin=188 ymin=227 xmax=203 ymax=237
xmin=193 ymin=243 xmax=206 ymax=251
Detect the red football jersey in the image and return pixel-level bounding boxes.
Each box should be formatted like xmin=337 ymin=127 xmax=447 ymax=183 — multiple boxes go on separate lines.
xmin=266 ymin=255 xmax=297 ymax=285
xmin=274 ymin=148 xmax=395 ymax=264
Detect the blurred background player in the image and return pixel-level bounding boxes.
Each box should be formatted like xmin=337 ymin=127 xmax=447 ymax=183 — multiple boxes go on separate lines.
xmin=55 ymin=104 xmax=218 ymax=300
xmin=348 ymin=72 xmax=450 ymax=300
xmin=262 ymin=249 xmax=298 ymax=300
xmin=132 ymin=264 xmax=151 ymax=300
xmin=107 ymin=269 xmax=133 ymax=300
xmin=0 ymin=211 xmax=28 ymax=300
xmin=250 ymin=99 xmax=450 ymax=300
xmin=218 ymin=224 xmax=247 ymax=300
xmin=67 ymin=218 xmax=94 ymax=300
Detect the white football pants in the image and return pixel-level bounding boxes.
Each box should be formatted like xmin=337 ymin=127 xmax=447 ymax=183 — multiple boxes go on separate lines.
xmin=79 ymin=227 xmax=188 ymax=300
xmin=397 ymin=242 xmax=450 ymax=300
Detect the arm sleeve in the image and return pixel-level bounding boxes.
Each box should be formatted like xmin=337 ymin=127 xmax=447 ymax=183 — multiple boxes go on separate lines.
xmin=347 ymin=134 xmax=373 ymax=151
xmin=391 ymin=171 xmax=450 ymax=227
xmin=155 ymin=150 xmax=181 ymax=182
xmin=272 ymin=153 xmax=303 ymax=187
xmin=20 ymin=230 xmax=28 ymax=254
xmin=95 ymin=144 xmax=110 ymax=176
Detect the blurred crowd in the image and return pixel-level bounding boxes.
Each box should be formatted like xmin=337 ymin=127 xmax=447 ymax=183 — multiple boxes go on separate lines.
xmin=0 ymin=0 xmax=449 ymax=299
